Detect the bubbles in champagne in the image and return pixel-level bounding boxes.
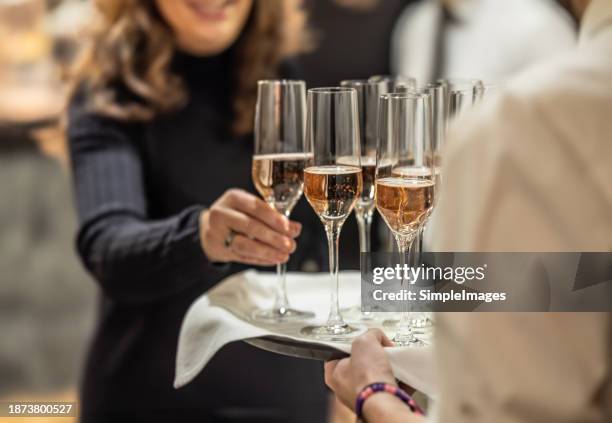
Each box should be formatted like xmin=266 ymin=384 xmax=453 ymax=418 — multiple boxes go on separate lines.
xmin=392 ymin=165 xmax=442 ymax=202
xmin=252 ymin=153 xmax=311 ymax=214
xmin=337 ymin=156 xmax=377 ymax=209
xmin=375 ymin=177 xmax=435 ymax=236
xmin=303 ymin=165 xmax=362 ymax=223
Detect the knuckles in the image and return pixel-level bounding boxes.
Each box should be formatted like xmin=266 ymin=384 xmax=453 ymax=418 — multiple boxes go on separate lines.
xmin=352 ymin=336 xmax=369 ymax=349
xmin=225 ymin=188 xmax=242 ymax=201
xmin=207 ymin=207 xmax=224 ymax=225
xmin=244 ymin=219 xmax=259 ymax=237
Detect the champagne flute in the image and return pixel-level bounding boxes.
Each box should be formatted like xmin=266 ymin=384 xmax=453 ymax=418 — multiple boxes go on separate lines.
xmin=427 ymin=82 xmax=448 ymax=167
xmin=414 ymin=84 xmax=447 ymax=329
xmin=474 ymin=83 xmax=498 ymax=103
xmin=340 ymin=81 xmax=388 ymax=316
xmin=339 ymin=79 xmax=387 ymax=254
xmin=301 ymin=87 xmax=364 ymax=341
xmin=376 ymin=92 xmax=436 ymax=346
xmin=252 ymin=80 xmax=315 ymax=322
xmin=369 ymin=75 xmax=418 ymax=252
xmin=405 ymin=80 xmax=486 ymax=330
xmin=449 ymin=88 xmax=476 ymax=119
xmin=369 ymin=75 xmax=417 ymax=93
xmin=437 ymin=78 xmax=483 ymax=119
xmin=338 ymin=80 xmax=388 ymax=320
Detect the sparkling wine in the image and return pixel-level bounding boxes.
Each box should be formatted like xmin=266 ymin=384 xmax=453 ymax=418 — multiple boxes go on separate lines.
xmin=392 ymin=165 xmax=440 ymax=178
xmin=392 ymin=165 xmax=442 ymax=192
xmin=375 ymin=177 xmax=435 ymax=236
xmin=337 ymin=156 xmax=377 ymax=209
xmin=304 ymin=165 xmax=362 ymax=222
xmin=358 ymin=156 xmax=376 ymax=206
xmin=252 ymin=153 xmax=310 ymax=214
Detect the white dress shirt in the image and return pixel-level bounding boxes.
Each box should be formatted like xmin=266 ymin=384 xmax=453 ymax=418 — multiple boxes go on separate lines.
xmin=392 ymin=0 xmax=577 ymax=85
xmin=424 ymin=0 xmax=612 ymax=421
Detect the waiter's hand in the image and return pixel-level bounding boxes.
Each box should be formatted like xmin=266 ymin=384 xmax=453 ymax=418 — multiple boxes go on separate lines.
xmin=199 ymin=189 xmax=301 ymax=266
xmin=324 ymin=329 xmax=396 ymax=409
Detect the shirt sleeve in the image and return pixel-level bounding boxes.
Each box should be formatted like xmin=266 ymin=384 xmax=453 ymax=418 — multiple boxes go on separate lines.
xmin=67 ymin=95 xmax=227 ymax=304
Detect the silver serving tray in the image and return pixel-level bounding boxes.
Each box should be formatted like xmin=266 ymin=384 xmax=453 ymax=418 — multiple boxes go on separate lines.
xmin=244 ymin=336 xmax=349 ymax=361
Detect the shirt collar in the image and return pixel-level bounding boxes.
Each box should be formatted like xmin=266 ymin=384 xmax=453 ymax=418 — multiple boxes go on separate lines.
xmin=579 ymin=0 xmax=612 ymax=44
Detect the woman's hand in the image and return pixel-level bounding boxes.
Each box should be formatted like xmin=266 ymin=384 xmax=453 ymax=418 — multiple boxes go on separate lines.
xmin=199 ymin=189 xmax=301 ymax=266
xmin=324 ymin=329 xmax=396 ymax=409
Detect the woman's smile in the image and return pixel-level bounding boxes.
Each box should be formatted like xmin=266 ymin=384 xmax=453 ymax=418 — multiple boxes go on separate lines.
xmin=185 ymin=0 xmax=238 ymax=22
xmin=157 ymin=0 xmax=252 ymax=55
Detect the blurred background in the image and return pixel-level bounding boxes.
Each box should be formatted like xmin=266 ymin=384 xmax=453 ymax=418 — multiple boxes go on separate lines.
xmin=0 ymin=0 xmax=576 ymax=422
xmin=0 ymin=1 xmax=96 ymax=422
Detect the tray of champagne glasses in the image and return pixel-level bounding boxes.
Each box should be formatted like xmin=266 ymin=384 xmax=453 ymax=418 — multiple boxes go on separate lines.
xmin=243 ymin=317 xmax=433 ymax=362
xmin=175 ymin=77 xmax=455 ymax=397
xmin=206 ymin=269 xmax=431 ymax=356
xmin=175 ymin=269 xmax=436 ymax=396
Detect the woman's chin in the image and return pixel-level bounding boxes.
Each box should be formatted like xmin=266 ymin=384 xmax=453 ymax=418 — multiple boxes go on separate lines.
xmin=177 ymin=34 xmax=235 ymax=56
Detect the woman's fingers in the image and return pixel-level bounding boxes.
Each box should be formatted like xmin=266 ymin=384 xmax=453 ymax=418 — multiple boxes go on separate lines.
xmin=230 ymin=234 xmax=289 ymax=264
xmin=221 ymin=208 xmax=296 ymax=254
xmin=232 ymin=253 xmax=277 ymax=267
xmin=223 ymin=189 xmax=298 ymax=237
xmin=324 ymin=359 xmax=340 ymax=388
xmin=289 ymin=220 xmax=302 ymax=237
xmin=202 ymin=218 xmax=286 ymax=265
xmin=200 ymin=223 xmax=234 ymax=262
xmin=200 ymin=189 xmax=303 ymax=265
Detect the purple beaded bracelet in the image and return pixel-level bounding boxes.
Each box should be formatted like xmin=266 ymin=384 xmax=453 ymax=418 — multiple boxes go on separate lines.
xmin=355 ymin=382 xmax=425 ymax=420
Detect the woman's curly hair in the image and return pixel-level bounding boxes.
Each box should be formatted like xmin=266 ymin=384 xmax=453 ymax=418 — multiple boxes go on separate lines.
xmin=69 ymin=0 xmax=309 ymax=135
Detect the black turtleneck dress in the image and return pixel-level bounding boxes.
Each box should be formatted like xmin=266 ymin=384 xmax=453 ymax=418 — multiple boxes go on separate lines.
xmin=68 ymin=50 xmax=329 ymax=422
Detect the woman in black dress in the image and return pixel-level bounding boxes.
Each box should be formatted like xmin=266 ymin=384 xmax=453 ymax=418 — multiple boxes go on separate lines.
xmin=67 ymin=1 xmax=327 ymax=421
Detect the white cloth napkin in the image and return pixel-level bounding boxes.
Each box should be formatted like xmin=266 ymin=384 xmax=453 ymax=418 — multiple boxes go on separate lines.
xmin=174 ymin=270 xmax=437 ymax=397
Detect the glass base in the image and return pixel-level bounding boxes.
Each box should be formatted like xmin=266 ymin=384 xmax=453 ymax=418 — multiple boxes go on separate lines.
xmin=392 ymin=333 xmax=426 ymax=347
xmin=382 ymin=316 xmax=430 ymax=335
xmin=252 ymin=307 xmax=315 ymax=323
xmin=340 ymin=306 xmax=378 ymax=322
xmin=301 ymin=323 xmax=364 ymax=342
xmin=411 ymin=313 xmax=434 ymax=329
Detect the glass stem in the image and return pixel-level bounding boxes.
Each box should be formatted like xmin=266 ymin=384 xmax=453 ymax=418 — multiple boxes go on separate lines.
xmin=325 ymin=221 xmax=345 ymax=329
xmin=356 ymin=208 xmax=373 ymax=317
xmin=273 ymin=262 xmax=289 ymax=314
xmin=273 ymin=209 xmax=291 ymax=314
xmin=394 ymin=233 xmax=417 ymax=342
xmin=416 ymin=226 xmax=423 ymax=258
xmin=355 ymin=208 xmax=373 ymax=253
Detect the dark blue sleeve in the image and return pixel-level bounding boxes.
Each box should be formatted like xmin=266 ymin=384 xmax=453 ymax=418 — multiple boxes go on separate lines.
xmin=67 ymin=95 xmax=226 ymax=304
